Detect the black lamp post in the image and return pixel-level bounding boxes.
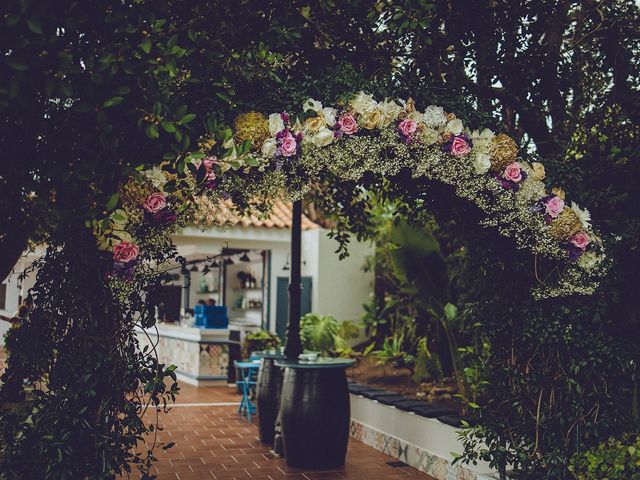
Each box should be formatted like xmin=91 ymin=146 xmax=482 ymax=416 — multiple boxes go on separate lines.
xmin=284 ymin=199 xmax=303 ymax=359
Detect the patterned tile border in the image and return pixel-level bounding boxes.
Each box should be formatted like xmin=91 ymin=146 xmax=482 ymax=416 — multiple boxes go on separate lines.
xmin=349 ymin=418 xmax=496 ymax=480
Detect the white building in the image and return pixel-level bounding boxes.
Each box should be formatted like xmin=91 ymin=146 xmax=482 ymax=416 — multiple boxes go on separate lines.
xmin=1 ymin=202 xmax=374 ymax=385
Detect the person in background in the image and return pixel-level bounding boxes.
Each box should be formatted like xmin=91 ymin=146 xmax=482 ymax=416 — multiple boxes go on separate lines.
xmin=207 ymin=298 xmax=217 ymax=306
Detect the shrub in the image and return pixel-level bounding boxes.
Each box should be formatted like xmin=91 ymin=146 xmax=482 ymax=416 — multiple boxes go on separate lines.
xmin=300 ymin=313 xmax=359 ymax=356
xmin=242 ymin=330 xmax=280 ymax=358
xmin=569 ymin=434 xmax=640 ymax=479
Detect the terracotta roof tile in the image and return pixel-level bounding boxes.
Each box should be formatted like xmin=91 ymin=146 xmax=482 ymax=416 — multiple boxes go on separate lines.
xmin=194 ymin=198 xmax=320 ymax=230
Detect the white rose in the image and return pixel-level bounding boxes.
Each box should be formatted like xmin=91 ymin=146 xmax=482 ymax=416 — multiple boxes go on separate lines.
xmin=261 ymin=138 xmax=277 ymax=157
xmin=446 ymin=118 xmax=464 ymax=135
xmin=320 ymin=107 xmax=337 ymax=127
xmin=303 ymin=98 xmax=323 ymax=112
xmin=473 ymin=152 xmax=491 ymax=174
xmin=268 ymin=113 xmax=285 ymax=135
xmin=471 ymin=128 xmax=495 ymax=154
xmin=378 ymin=99 xmax=403 ymax=126
xmin=420 ymin=127 xmax=440 ymax=146
xmin=423 ymin=105 xmax=447 ymax=128
xmin=349 ymin=91 xmax=377 ymax=115
xmin=310 ymin=127 xmax=334 ymax=147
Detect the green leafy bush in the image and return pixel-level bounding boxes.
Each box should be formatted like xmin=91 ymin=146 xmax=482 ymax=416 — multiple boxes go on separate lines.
xmin=372 ymin=333 xmax=415 ymax=370
xmin=569 ymin=435 xmax=640 ymax=479
xmin=242 ymin=329 xmax=280 ymax=358
xmin=300 ymin=313 xmax=359 ymax=356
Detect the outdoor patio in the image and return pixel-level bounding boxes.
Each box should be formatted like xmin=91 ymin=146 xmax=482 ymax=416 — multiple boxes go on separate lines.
xmin=140 ymin=384 xmax=435 ymax=480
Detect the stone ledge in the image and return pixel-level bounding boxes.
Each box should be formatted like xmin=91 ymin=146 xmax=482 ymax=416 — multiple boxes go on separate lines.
xmin=349 ymin=392 xmax=497 ymax=480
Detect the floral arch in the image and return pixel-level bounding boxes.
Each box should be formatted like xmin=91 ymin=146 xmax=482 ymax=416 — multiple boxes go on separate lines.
xmin=3 ymin=91 xmax=610 ymax=478
xmin=100 ymin=91 xmax=606 ymax=300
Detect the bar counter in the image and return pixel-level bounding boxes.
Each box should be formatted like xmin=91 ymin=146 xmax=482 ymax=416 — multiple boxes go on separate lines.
xmin=136 ymin=323 xmax=238 ymax=386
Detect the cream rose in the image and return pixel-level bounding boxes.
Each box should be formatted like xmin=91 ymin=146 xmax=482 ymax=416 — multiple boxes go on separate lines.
xmin=310 ymin=127 xmax=334 ymax=147
xmin=378 ymin=99 xmax=403 ymax=126
xmin=473 ymin=153 xmax=492 ymax=174
xmin=320 ymin=107 xmax=337 ymax=127
xmin=304 ymin=116 xmax=325 ymax=133
xmin=268 ymin=113 xmax=285 ymax=135
xmin=349 ymin=91 xmax=377 ymax=115
xmin=446 ymin=118 xmax=464 ymax=135
xmin=261 ymin=138 xmax=277 ymax=157
xmin=362 ymin=109 xmax=384 ymax=130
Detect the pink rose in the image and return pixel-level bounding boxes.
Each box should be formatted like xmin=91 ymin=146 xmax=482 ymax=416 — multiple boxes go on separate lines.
xmin=280 ymin=131 xmax=297 ymax=157
xmin=570 ymin=232 xmax=590 ymax=250
xmin=143 ymin=192 xmax=167 ymax=214
xmin=450 ymin=136 xmax=472 ymax=157
xmin=503 ymin=162 xmax=522 ymax=182
xmin=337 ymin=113 xmax=358 ymax=135
xmin=545 ymin=195 xmax=565 ymax=218
xmin=398 ymin=118 xmax=418 ymax=137
xmin=202 ymin=157 xmax=217 ymax=180
xmin=113 ymin=242 xmax=139 ymax=263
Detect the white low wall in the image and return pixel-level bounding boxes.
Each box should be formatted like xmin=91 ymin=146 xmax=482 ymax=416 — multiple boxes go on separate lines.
xmin=349 ymin=393 xmax=497 ymax=480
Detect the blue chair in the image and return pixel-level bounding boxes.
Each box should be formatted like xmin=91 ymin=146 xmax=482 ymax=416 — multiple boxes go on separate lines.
xmin=234 ymin=360 xmax=260 ymax=421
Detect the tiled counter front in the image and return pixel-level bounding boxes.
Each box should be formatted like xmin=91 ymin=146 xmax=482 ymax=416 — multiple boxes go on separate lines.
xmin=349 ymin=394 xmax=497 ymax=480
xmin=136 ymin=324 xmax=235 ymax=386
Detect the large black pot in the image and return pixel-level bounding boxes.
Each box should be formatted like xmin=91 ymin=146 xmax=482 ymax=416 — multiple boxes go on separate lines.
xmin=276 ymin=359 xmax=355 ymax=469
xmin=256 ymin=355 xmax=284 ymax=444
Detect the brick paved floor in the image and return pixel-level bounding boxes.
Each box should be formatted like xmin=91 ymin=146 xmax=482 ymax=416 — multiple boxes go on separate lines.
xmin=132 ymin=383 xmax=435 ymax=480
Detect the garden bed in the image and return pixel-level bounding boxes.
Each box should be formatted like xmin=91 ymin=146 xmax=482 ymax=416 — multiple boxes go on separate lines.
xmin=346 ymin=356 xmax=460 ymax=409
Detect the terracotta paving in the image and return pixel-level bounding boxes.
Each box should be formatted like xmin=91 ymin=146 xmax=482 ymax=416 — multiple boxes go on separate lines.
xmin=128 ymin=383 xmax=435 ymax=480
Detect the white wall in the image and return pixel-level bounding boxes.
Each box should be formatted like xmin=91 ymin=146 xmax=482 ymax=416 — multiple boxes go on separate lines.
xmin=302 ymin=229 xmax=374 ymax=324
xmin=1 ymin=256 xmax=38 ymax=341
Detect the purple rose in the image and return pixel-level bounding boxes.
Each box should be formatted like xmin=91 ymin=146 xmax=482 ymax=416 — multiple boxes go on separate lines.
xmin=146 ymin=208 xmax=177 ymax=225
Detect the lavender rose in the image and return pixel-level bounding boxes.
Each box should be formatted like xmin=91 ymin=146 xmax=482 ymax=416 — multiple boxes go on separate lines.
xmin=545 ymin=195 xmax=565 ymax=218
xmin=398 ymin=118 xmax=418 ymax=138
xmin=279 ymin=131 xmax=298 ymax=157
xmin=113 ymin=242 xmax=139 ymax=263
xmin=143 ymin=192 xmax=167 ymax=214
xmin=337 ymin=113 xmax=358 ymax=135
xmin=450 ymin=136 xmax=472 ymax=157
xmin=570 ymin=231 xmax=590 ymax=250
xmin=503 ymin=162 xmax=523 ymax=182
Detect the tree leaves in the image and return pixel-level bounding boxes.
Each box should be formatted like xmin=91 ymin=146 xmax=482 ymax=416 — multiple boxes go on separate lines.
xmin=103 ymin=96 xmax=124 ymax=108
xmin=141 ymin=37 xmax=152 ymax=54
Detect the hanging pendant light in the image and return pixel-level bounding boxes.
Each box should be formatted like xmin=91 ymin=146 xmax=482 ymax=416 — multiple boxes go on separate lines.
xmin=239 ymin=252 xmax=251 ymax=262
